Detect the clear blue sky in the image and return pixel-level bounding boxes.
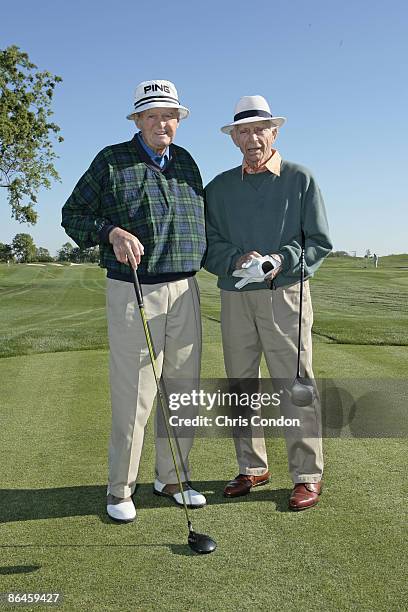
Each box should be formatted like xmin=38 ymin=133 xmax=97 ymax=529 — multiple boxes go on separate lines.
xmin=1 ymin=0 xmax=407 ymax=256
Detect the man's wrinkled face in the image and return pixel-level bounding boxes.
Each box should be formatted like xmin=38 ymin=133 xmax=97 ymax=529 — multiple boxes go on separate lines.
xmin=135 ymin=107 xmax=179 ymax=154
xmin=232 ymin=121 xmax=277 ymax=167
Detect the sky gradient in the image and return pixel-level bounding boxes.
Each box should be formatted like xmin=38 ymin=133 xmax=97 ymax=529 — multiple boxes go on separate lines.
xmin=1 ymin=0 xmax=407 ymax=256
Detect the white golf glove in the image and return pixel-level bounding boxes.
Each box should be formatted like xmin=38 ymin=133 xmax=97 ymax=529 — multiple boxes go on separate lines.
xmin=232 ymin=255 xmax=282 ymax=289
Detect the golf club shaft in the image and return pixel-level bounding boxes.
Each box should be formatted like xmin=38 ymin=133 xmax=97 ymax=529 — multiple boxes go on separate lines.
xmin=130 ymin=267 xmax=193 ymax=530
xmin=296 ymin=244 xmax=305 ymax=379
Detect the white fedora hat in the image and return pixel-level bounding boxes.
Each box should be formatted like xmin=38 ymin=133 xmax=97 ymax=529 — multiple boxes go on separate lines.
xmin=221 ymin=95 xmax=286 ymax=134
xmin=126 ymin=79 xmax=189 ymax=120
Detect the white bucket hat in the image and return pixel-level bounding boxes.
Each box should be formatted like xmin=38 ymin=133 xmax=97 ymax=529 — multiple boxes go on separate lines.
xmin=221 ymin=95 xmax=286 ymax=134
xmin=126 ymin=79 xmax=189 ymax=120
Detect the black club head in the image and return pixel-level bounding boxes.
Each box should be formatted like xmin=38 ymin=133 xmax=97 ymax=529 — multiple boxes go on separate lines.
xmin=188 ymin=529 xmax=217 ymax=554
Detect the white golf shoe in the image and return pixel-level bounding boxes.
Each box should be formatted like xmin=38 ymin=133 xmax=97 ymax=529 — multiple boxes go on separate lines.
xmin=106 ymin=495 xmax=136 ymax=523
xmin=153 ymin=479 xmax=206 ymax=508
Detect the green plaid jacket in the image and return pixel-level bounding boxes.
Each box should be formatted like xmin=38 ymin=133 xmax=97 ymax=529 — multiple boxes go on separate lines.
xmin=61 ymin=135 xmax=206 ymax=280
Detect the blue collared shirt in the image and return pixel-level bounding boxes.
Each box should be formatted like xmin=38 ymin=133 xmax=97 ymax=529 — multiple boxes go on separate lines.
xmin=136 ymin=132 xmax=170 ymax=169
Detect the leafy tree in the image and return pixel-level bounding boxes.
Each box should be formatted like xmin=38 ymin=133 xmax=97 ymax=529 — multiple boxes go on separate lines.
xmin=0 ymin=45 xmax=63 ymax=224
xmin=0 ymin=242 xmax=14 ymax=262
xmin=57 ymin=241 xmax=74 ymax=262
xmin=70 ymin=247 xmax=82 ymax=263
xmin=35 ymin=246 xmax=53 ymax=262
xmin=87 ymin=245 xmax=100 ymax=263
xmin=73 ymin=246 xmax=100 ymax=263
xmin=328 ymin=250 xmax=350 ymax=257
xmin=12 ymin=232 xmax=36 ymax=262
xmin=57 ymin=243 xmax=99 ymax=263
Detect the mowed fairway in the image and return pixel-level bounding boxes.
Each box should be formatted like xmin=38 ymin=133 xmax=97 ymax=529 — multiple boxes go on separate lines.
xmin=0 ymin=258 xmax=407 ymax=611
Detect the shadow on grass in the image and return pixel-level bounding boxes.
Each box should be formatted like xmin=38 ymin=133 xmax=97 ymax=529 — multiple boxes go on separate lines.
xmin=0 ymin=482 xmax=292 ymax=523
xmin=0 ymin=565 xmax=41 ymax=575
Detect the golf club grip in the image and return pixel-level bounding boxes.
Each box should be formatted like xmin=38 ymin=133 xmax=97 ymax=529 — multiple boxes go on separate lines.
xmin=131 ymin=267 xmax=143 ymax=307
xmin=262 ymin=261 xmax=274 ymax=273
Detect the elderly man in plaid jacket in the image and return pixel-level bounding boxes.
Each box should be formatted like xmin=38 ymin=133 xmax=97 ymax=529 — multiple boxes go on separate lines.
xmin=62 ymin=80 xmax=207 ymax=522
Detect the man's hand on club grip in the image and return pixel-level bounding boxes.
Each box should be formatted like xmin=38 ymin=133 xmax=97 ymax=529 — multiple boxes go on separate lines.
xmin=109 ymin=227 xmax=144 ymax=269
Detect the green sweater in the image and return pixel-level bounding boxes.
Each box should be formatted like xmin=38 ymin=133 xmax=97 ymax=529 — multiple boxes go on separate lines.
xmin=204 ymin=160 xmax=332 ymax=290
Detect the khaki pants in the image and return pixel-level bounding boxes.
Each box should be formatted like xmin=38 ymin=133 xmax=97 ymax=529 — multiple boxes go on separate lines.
xmin=107 ymin=276 xmax=201 ymax=498
xmin=221 ymin=281 xmax=323 ymax=484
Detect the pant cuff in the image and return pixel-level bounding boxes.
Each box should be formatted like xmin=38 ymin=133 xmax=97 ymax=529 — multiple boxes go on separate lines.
xmin=156 ymin=473 xmax=191 ymax=485
xmin=241 ymin=467 xmax=269 ymax=476
xmin=293 ymin=474 xmax=322 ymax=484
xmin=107 ymin=485 xmax=135 ymax=498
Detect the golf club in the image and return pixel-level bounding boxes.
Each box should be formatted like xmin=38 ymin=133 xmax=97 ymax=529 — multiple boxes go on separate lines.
xmin=291 ymin=242 xmax=315 ymax=407
xmin=261 ymin=260 xmax=274 ymax=275
xmin=130 ymin=265 xmax=217 ymax=555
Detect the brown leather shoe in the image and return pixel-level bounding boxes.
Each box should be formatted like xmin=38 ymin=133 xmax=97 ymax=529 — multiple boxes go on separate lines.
xmin=224 ymin=472 xmax=270 ymax=498
xmin=289 ymin=482 xmax=322 ymax=511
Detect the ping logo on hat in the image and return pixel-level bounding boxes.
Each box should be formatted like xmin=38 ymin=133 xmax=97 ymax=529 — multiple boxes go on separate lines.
xmin=126 ymin=80 xmax=190 ymax=120
xmin=143 ymin=83 xmax=171 ymax=94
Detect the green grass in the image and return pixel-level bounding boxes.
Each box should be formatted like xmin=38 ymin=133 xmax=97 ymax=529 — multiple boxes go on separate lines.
xmin=2 ymin=256 xmax=408 ymax=359
xmin=311 ymin=255 xmax=408 ymax=346
xmin=0 ymin=264 xmax=107 ymax=358
xmin=0 ymin=259 xmax=407 ymax=611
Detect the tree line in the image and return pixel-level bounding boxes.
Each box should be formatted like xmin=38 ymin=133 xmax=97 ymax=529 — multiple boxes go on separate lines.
xmin=0 ymin=233 xmax=99 ymax=263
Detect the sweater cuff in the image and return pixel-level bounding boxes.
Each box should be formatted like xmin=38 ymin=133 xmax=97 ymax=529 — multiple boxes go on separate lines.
xmin=98 ymin=224 xmax=117 ymax=245
xmin=276 ymin=251 xmax=287 ymax=272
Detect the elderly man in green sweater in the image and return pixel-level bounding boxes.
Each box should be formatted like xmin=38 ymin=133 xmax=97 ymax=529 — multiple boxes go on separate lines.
xmin=204 ymin=95 xmax=332 ymax=510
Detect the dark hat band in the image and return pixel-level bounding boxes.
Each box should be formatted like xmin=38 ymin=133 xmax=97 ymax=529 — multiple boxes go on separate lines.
xmin=134 ymin=95 xmax=180 ymax=109
xmin=233 ymin=109 xmax=272 ymax=122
